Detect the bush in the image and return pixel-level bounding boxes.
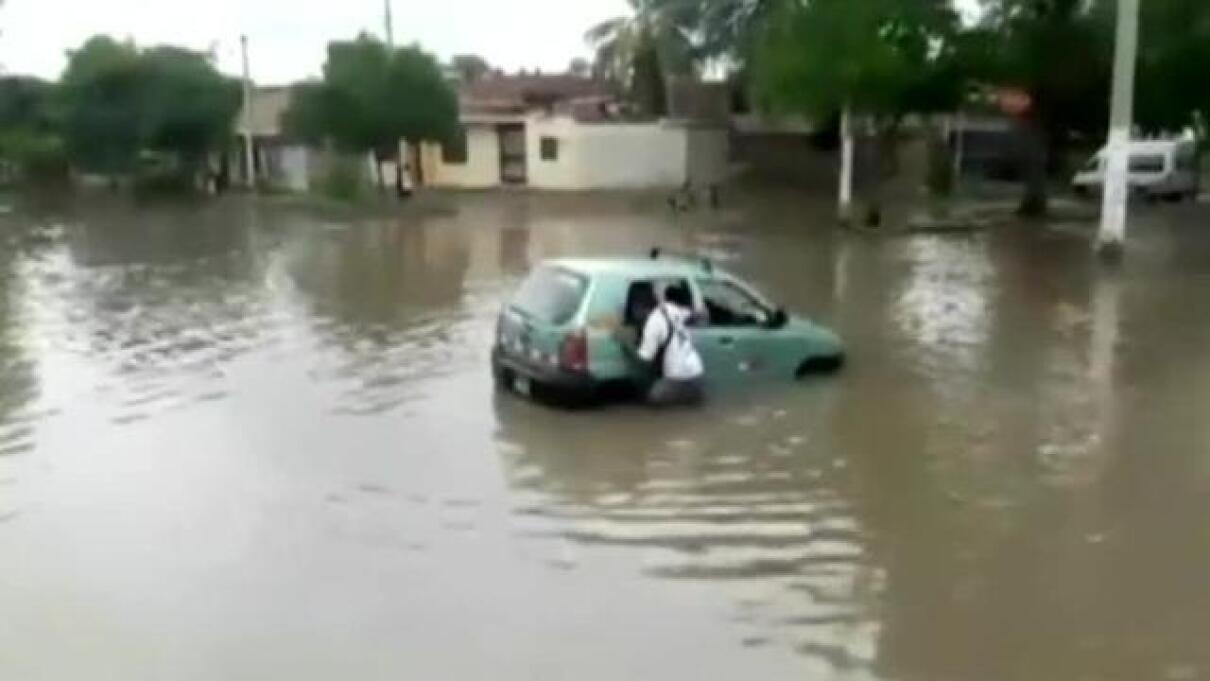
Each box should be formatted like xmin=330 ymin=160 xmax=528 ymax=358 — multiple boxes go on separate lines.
xmin=0 ymin=130 xmax=69 ymax=184
xmin=131 ymin=153 xmax=199 ymax=195
xmin=317 ymin=156 xmax=366 ymax=201
xmin=132 ymin=168 xmax=195 ymax=195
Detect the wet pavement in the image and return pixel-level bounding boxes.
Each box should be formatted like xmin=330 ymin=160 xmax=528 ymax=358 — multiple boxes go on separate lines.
xmin=2 ymin=191 xmax=1210 ymax=680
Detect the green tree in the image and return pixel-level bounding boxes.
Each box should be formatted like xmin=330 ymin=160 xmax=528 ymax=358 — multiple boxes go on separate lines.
xmin=1134 ymin=0 xmax=1210 ymax=135
xmin=57 ymin=36 xmax=145 ymax=179
xmin=451 ymin=54 xmax=490 ymax=82
xmin=693 ymin=0 xmax=780 ymax=70
xmin=285 ymin=36 xmax=458 ymax=194
xmin=0 ymin=76 xmax=67 ymax=183
xmin=139 ymin=46 xmax=241 ymax=175
xmin=0 ymin=77 xmax=54 ymax=133
xmin=756 ymin=0 xmax=963 ymax=223
xmin=56 ymin=36 xmax=238 ymax=186
xmin=973 ymin=0 xmax=1112 ymax=216
xmin=586 ymin=0 xmax=699 ymax=116
xmin=568 ymin=57 xmax=591 ymax=78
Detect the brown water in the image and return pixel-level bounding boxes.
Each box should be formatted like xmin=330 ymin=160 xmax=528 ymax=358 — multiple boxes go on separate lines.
xmin=2 ymin=192 xmax=1210 ymax=680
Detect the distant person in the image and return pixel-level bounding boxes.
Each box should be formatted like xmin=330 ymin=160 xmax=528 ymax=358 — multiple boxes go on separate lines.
xmin=637 ymin=284 xmax=704 ymax=407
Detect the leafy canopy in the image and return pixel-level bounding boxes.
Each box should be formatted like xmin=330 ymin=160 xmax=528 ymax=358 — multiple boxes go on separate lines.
xmin=285 ymin=36 xmax=458 ymax=158
xmin=56 ymin=36 xmax=240 ymax=175
xmin=755 ymin=0 xmax=963 ymax=121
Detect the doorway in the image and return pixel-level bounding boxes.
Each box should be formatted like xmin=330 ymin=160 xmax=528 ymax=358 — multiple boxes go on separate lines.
xmin=498 ymin=123 xmax=527 ymax=185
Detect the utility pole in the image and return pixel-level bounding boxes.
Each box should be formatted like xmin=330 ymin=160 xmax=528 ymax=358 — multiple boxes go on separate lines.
xmin=1097 ymin=0 xmax=1141 ymax=257
xmin=384 ymin=0 xmax=395 ymax=49
xmin=240 ymin=34 xmax=256 ymax=189
xmin=839 ymin=105 xmax=854 ymax=224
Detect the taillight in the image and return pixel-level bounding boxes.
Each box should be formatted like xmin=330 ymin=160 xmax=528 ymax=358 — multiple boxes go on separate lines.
xmin=559 ymin=329 xmax=588 ymax=373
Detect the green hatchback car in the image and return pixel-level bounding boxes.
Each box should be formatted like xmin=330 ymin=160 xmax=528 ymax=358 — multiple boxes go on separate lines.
xmin=492 ymin=251 xmax=844 ymax=404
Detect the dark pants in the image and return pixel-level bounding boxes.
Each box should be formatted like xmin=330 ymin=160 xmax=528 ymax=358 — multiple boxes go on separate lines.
xmin=647 ymin=378 xmax=704 ymax=407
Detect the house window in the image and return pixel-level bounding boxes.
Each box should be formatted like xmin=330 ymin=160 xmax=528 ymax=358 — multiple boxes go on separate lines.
xmin=443 ymin=127 xmax=468 ymax=164
xmin=540 ymin=136 xmax=559 ymax=161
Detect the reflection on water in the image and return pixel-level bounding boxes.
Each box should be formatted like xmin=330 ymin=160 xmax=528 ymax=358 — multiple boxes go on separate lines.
xmin=0 ymin=236 xmax=35 ymax=531
xmin=1 ymin=193 xmax=1210 ymax=680
xmin=494 ymin=393 xmax=882 ymax=675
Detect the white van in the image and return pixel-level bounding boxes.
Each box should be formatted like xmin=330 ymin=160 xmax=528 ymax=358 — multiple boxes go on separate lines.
xmin=1072 ymin=139 xmax=1200 ymax=201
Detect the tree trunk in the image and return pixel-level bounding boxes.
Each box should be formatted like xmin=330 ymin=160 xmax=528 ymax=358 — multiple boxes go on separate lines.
xmin=410 ymin=141 xmax=423 ymax=186
xmin=395 ymin=148 xmax=406 ymax=197
xmin=373 ymin=154 xmax=385 ymax=192
xmin=1018 ymin=118 xmax=1049 ymax=218
xmin=838 ymin=106 xmax=854 ymax=224
xmin=860 ymin=122 xmax=898 ymax=229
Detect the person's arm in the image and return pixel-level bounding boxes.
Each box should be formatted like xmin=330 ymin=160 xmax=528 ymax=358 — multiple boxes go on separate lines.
xmin=637 ymin=310 xmax=666 ymax=363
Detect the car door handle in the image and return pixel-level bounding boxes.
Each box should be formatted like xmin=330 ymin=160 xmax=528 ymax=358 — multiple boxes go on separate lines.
xmin=718 ymin=336 xmax=735 ymax=347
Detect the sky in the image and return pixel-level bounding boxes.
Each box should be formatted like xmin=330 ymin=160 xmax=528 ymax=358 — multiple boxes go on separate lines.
xmin=0 ymin=0 xmax=631 ymax=84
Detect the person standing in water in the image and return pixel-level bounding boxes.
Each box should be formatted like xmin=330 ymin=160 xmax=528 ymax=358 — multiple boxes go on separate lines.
xmin=637 ymin=284 xmax=704 ymax=406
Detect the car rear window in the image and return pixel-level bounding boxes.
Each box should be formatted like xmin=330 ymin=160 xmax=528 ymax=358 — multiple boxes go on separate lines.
xmin=511 ymin=267 xmax=588 ymax=325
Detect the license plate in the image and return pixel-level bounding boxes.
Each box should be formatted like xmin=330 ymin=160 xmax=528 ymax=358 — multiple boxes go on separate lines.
xmin=512 ymin=375 xmax=532 ymax=397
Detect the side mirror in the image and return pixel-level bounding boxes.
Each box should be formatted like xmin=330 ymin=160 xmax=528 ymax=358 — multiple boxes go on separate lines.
xmin=767 ymin=308 xmax=789 ymax=329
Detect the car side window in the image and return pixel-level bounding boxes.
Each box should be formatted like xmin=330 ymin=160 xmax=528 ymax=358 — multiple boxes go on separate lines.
xmin=624 ymin=278 xmax=694 ymax=328
xmin=697 ymin=279 xmax=770 ymax=327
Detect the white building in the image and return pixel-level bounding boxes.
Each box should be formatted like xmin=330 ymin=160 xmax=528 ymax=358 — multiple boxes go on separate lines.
xmin=231 ymin=87 xmax=315 ymax=191
xmin=232 ymin=75 xmax=730 ymax=194
xmin=418 ymin=74 xmax=729 ymax=190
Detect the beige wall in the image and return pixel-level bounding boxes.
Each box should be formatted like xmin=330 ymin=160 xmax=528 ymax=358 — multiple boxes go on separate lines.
xmin=526 ymin=115 xmax=726 ymax=190
xmin=422 ymin=115 xmax=729 ymax=190
xmin=422 ymin=124 xmax=501 ymax=188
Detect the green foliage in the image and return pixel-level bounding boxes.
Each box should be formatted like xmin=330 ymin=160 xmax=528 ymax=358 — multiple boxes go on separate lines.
xmin=1134 ymin=0 xmax=1210 ymax=134
xmin=285 ymin=36 xmax=458 ymax=161
xmin=0 ymin=76 xmax=65 ymax=184
xmin=132 ymin=155 xmax=195 ymax=195
xmin=56 ymin=36 xmax=239 ymax=182
xmin=630 ymin=34 xmax=669 ymax=116
xmin=0 ymin=129 xmax=69 ymax=183
xmin=693 ymin=0 xmax=780 ymax=69
xmin=281 ymin=81 xmax=328 ymax=146
xmin=388 ymin=45 xmax=460 ymax=148
xmin=568 ymin=58 xmax=591 ymax=78
xmin=140 ymin=47 xmax=242 ymax=167
xmin=317 ymin=156 xmax=367 ymax=202
xmin=451 ymin=54 xmax=490 ymax=82
xmin=755 ymin=0 xmax=962 ymax=122
xmin=973 ymin=0 xmax=1111 ymax=137
xmin=0 ymin=77 xmax=55 ymax=133
xmin=973 ymin=0 xmax=1112 ymax=215
xmin=57 ymin=36 xmax=145 ymax=176
xmin=586 ymin=0 xmax=698 ymax=114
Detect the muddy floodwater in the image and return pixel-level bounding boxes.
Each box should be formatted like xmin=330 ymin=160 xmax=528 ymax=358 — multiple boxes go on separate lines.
xmin=2 ymin=192 xmax=1210 ymax=680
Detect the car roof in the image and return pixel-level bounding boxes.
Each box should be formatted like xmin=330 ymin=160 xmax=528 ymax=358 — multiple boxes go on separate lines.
xmin=546 ymin=257 xmax=722 ymax=280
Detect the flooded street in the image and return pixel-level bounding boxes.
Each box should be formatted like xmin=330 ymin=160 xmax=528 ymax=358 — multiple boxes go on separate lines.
xmin=2 ymin=191 xmax=1210 ymax=680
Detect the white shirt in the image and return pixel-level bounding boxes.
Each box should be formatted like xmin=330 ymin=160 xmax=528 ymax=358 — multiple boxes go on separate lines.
xmin=638 ymin=303 xmax=704 ymax=381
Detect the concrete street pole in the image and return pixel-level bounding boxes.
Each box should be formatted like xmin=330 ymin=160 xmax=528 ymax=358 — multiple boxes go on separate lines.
xmin=384 ymin=0 xmax=395 ymax=48
xmin=1097 ymin=0 xmax=1141 ymax=256
xmin=240 ymin=35 xmax=256 ymax=189
xmin=839 ymin=105 xmax=854 ymax=224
